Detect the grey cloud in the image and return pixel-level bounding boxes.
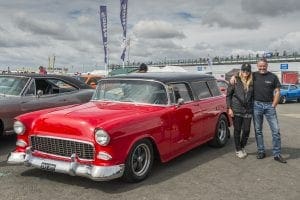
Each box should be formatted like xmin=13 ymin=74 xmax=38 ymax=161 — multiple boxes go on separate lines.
xmin=14 ymin=15 xmax=77 ymax=41
xmin=241 ymin=0 xmax=300 ymax=16
xmin=132 ymin=20 xmax=186 ymax=39
xmin=201 ymin=11 xmax=261 ymax=29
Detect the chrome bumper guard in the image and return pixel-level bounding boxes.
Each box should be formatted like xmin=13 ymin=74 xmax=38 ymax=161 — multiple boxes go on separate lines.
xmin=8 ymin=148 xmax=125 ymax=181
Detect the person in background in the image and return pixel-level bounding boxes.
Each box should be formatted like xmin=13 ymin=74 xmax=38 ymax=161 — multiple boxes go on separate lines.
xmin=138 ymin=63 xmax=148 ymax=73
xmin=39 ymin=66 xmax=47 ymax=75
xmin=230 ymin=58 xmax=286 ymax=163
xmin=227 ymin=63 xmax=253 ymax=159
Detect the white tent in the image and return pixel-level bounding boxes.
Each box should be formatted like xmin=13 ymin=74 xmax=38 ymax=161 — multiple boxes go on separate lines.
xmin=148 ymin=65 xmax=187 ymax=72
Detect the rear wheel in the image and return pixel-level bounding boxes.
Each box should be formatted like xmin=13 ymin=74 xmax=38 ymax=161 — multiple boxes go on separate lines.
xmin=122 ymin=139 xmax=154 ymax=182
xmin=209 ymin=115 xmax=229 ymax=148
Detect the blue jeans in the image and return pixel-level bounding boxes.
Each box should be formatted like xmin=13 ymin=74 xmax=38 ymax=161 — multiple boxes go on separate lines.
xmin=253 ymin=101 xmax=281 ymax=156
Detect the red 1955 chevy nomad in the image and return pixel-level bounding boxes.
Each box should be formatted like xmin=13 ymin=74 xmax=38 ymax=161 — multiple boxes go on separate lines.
xmin=8 ymin=72 xmax=231 ymax=182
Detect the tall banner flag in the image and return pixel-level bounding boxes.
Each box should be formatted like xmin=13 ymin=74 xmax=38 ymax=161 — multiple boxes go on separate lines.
xmin=100 ymin=5 xmax=108 ymax=65
xmin=120 ymin=0 xmax=128 ymax=62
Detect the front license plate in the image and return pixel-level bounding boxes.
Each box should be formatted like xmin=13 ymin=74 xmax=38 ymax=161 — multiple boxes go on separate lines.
xmin=40 ymin=162 xmax=56 ymax=172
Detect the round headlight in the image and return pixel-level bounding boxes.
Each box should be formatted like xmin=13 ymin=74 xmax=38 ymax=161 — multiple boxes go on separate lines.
xmin=13 ymin=121 xmax=25 ymax=135
xmin=95 ymin=129 xmax=110 ymax=146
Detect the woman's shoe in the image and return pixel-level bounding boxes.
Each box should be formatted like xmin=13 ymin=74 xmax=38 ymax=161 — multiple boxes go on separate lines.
xmin=242 ymin=149 xmax=248 ymax=157
xmin=236 ymin=151 xmax=245 ymax=159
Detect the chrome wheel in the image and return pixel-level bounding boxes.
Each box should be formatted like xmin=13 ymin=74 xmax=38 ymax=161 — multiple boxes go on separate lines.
xmin=280 ymin=96 xmax=286 ymax=104
xmin=217 ymin=119 xmax=227 ymax=142
xmin=208 ymin=115 xmax=229 ymax=148
xmin=131 ymin=143 xmax=151 ymax=176
xmin=123 ymin=139 xmax=154 ymax=182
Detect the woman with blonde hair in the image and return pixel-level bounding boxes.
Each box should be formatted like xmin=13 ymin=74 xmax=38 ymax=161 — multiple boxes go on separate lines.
xmin=226 ymin=63 xmax=254 ymax=158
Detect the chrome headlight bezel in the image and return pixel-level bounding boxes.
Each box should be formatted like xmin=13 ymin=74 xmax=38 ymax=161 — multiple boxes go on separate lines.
xmin=94 ymin=129 xmax=110 ymax=146
xmin=13 ymin=121 xmax=25 ymax=135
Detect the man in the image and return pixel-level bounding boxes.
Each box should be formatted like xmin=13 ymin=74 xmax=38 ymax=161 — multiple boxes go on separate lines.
xmin=39 ymin=66 xmax=47 ymax=75
xmin=231 ymin=58 xmax=286 ymax=163
xmin=137 ymin=63 xmax=148 ymax=73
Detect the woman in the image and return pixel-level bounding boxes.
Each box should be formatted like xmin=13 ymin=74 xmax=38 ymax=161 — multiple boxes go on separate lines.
xmin=226 ymin=63 xmax=254 ymax=158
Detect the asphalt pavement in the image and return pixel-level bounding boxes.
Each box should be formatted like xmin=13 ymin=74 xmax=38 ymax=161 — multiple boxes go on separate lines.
xmin=0 ymin=102 xmax=299 ymax=200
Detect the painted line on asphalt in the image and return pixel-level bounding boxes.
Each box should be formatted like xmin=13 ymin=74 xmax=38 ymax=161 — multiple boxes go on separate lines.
xmin=279 ymin=114 xmax=300 ymax=118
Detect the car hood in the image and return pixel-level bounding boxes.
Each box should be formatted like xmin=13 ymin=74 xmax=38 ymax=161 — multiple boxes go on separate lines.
xmin=31 ymin=101 xmax=167 ymax=141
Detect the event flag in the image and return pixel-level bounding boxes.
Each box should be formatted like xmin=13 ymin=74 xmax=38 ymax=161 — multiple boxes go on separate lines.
xmin=100 ymin=5 xmax=108 ymax=65
xmin=120 ymin=0 xmax=128 ymax=61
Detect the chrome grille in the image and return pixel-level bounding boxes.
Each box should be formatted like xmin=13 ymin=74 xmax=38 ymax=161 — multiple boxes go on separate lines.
xmin=30 ymin=136 xmax=94 ymax=160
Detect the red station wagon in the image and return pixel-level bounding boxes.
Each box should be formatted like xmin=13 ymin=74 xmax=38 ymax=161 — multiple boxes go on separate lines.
xmin=8 ymin=72 xmax=231 ymax=182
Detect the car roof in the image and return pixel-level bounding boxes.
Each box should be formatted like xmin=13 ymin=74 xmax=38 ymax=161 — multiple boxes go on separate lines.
xmin=104 ymin=72 xmax=216 ymax=84
xmin=0 ymin=73 xmax=92 ymax=89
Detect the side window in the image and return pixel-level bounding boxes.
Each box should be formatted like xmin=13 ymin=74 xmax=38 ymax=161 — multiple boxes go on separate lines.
xmin=191 ymin=81 xmax=212 ymax=99
xmin=47 ymin=79 xmax=78 ymax=94
xmin=290 ymin=85 xmax=296 ymax=90
xmin=35 ymin=78 xmax=78 ymax=95
xmin=169 ymin=83 xmax=192 ymax=103
xmin=25 ymin=80 xmax=36 ymax=96
xmin=207 ymin=80 xmax=221 ymax=96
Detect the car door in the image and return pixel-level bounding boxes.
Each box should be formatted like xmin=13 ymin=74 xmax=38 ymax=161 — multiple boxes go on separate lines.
xmin=168 ymin=82 xmax=202 ymax=153
xmin=21 ymin=77 xmax=81 ymax=113
xmin=190 ymin=81 xmax=216 ymax=141
xmin=287 ymin=85 xmax=298 ymax=100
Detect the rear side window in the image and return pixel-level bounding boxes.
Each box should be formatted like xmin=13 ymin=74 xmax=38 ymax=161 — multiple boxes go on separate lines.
xmin=169 ymin=83 xmax=193 ymax=103
xmin=207 ymin=80 xmax=221 ymax=96
xmin=191 ymin=81 xmax=211 ymax=99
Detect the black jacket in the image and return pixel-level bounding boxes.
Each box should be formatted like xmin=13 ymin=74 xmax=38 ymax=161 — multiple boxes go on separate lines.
xmin=226 ymin=77 xmax=254 ymax=115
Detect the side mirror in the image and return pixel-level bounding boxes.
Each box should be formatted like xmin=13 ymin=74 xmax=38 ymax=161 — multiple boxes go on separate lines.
xmin=37 ymin=90 xmax=43 ymax=98
xmin=177 ymin=98 xmax=185 ymax=106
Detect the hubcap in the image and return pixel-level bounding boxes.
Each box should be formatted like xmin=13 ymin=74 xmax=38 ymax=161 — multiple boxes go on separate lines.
xmin=131 ymin=143 xmax=151 ymax=176
xmin=218 ymin=120 xmax=227 ymax=141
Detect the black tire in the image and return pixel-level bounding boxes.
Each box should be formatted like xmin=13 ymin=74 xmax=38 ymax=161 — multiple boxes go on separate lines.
xmin=280 ymin=96 xmax=286 ymax=104
xmin=122 ymin=139 xmax=154 ymax=183
xmin=0 ymin=120 xmax=3 ymax=137
xmin=208 ymin=115 xmax=229 ymax=148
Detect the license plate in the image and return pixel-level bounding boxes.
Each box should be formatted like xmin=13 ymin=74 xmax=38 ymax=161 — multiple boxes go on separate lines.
xmin=40 ymin=162 xmax=56 ymax=172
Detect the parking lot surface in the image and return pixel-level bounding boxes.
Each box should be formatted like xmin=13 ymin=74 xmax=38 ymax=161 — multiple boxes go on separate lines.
xmin=0 ymin=103 xmax=299 ymax=200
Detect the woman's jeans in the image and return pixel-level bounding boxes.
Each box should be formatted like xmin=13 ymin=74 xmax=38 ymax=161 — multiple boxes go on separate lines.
xmin=253 ymin=101 xmax=281 ymax=156
xmin=233 ymin=116 xmax=251 ymax=151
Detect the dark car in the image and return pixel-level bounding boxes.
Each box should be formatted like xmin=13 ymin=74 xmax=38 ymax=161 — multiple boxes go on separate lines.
xmin=0 ymin=73 xmax=94 ymax=136
xmin=8 ymin=72 xmax=231 ymax=182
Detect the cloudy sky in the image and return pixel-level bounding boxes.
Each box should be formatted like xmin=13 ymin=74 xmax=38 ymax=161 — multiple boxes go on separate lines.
xmin=0 ymin=0 xmax=300 ymax=72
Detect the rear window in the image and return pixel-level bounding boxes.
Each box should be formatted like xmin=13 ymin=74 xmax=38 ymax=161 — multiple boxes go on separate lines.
xmin=190 ymin=81 xmax=212 ymax=99
xmin=207 ymin=80 xmax=221 ymax=96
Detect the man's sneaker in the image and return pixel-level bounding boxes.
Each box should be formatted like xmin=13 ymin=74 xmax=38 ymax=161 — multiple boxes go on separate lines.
xmin=256 ymin=152 xmax=266 ymax=159
xmin=274 ymin=155 xmax=287 ymax=163
xmin=242 ymin=149 xmax=248 ymax=157
xmin=236 ymin=151 xmax=246 ymax=159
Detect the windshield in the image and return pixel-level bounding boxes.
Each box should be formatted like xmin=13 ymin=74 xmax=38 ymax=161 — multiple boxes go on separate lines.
xmin=0 ymin=76 xmax=29 ymax=96
xmin=280 ymin=85 xmax=289 ymax=90
xmin=92 ymin=79 xmax=168 ymax=105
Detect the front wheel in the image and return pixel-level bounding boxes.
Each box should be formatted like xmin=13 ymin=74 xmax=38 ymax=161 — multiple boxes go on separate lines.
xmin=122 ymin=139 xmax=154 ymax=182
xmin=208 ymin=115 xmax=229 ymax=148
xmin=279 ymin=96 xmax=286 ymax=104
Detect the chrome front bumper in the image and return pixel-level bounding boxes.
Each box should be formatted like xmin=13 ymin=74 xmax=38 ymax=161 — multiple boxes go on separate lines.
xmin=7 ymin=148 xmax=125 ymax=181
